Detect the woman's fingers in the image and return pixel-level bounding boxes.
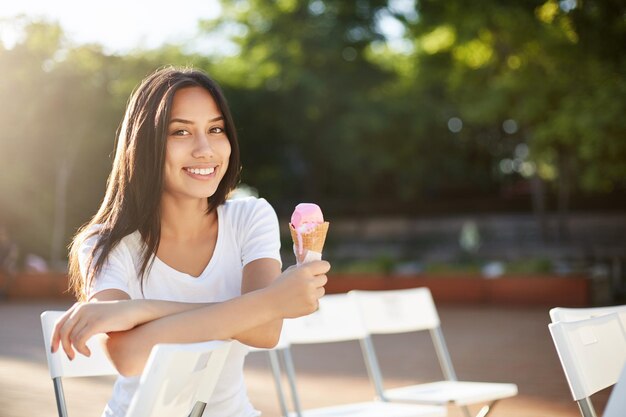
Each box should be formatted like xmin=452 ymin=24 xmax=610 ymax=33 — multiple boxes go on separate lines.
xmin=59 ymin=304 xmax=89 ymax=360
xmin=51 ymin=302 xmax=81 ymax=355
xmin=61 ymin=309 xmax=88 ymax=360
xmin=70 ymin=320 xmax=93 ymax=357
xmin=273 ymin=261 xmax=332 ymax=318
xmin=73 ymin=324 xmax=94 ymax=357
xmin=305 ymin=260 xmax=331 ymax=275
xmin=313 ymin=273 xmax=328 ymax=288
xmin=51 ymin=301 xmax=126 ymax=359
xmin=316 ymin=285 xmax=326 ymax=299
xmin=51 ymin=310 xmax=72 ymax=353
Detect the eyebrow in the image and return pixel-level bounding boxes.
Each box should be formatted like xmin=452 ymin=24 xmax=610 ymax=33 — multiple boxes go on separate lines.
xmin=169 ymin=116 xmax=224 ymax=125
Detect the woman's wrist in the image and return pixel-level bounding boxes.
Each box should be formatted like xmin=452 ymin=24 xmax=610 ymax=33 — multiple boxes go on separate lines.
xmin=122 ymin=299 xmax=214 ymax=328
xmin=133 ymin=299 xmax=158 ymax=323
xmin=117 ymin=299 xmax=162 ymax=328
xmin=254 ymin=285 xmax=285 ymax=321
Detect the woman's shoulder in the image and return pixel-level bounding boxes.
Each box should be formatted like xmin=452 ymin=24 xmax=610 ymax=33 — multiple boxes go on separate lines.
xmin=78 ymin=224 xmax=142 ymax=256
xmin=221 ymin=197 xmax=278 ymax=228
xmin=221 ymin=196 xmax=274 ymax=216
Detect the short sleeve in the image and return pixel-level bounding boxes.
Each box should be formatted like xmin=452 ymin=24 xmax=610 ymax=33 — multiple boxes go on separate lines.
xmin=78 ymin=228 xmax=132 ymax=298
xmin=239 ymin=198 xmax=282 ymax=268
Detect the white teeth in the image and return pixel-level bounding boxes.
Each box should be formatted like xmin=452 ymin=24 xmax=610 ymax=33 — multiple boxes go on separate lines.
xmin=187 ymin=167 xmax=215 ymax=175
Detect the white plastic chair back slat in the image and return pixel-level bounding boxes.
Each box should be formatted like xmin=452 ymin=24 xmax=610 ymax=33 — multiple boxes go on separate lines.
xmin=194 ymin=341 xmax=232 ymax=404
xmin=126 ymin=340 xmax=232 ymax=417
xmin=41 ymin=311 xmax=117 ymax=379
xmin=282 ymin=293 xmax=369 ymax=344
xmin=549 ymin=313 xmax=626 ymax=401
xmin=550 ymin=305 xmax=626 ymax=327
xmin=349 ymin=288 xmax=441 ymax=334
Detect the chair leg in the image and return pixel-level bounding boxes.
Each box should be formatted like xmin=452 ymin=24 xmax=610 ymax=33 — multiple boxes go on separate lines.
xmin=577 ymin=398 xmax=598 ymax=417
xmin=282 ymin=349 xmax=303 ymax=417
xmin=474 ymin=400 xmax=497 ymax=417
xmin=188 ymin=401 xmax=206 ymax=417
xmin=268 ymin=350 xmax=290 ymax=417
xmin=359 ymin=336 xmax=387 ymax=401
xmin=461 ymin=405 xmax=473 ymax=417
xmin=53 ymin=377 xmax=69 ymax=417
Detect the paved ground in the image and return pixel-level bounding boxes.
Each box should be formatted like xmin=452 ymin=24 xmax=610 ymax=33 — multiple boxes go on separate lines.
xmin=0 ymin=300 xmax=611 ymax=417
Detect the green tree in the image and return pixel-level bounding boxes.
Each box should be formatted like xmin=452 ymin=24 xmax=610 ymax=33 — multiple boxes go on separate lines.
xmin=200 ymin=0 xmax=398 ymax=213
xmin=405 ymin=0 xmax=626 ymax=238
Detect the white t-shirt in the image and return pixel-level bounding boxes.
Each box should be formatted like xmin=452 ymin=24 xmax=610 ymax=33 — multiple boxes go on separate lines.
xmin=79 ymin=197 xmax=282 ymax=417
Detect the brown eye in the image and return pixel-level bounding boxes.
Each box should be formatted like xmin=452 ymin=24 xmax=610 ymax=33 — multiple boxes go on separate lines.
xmin=171 ymin=129 xmax=190 ymax=136
xmin=210 ymin=126 xmax=225 ymax=134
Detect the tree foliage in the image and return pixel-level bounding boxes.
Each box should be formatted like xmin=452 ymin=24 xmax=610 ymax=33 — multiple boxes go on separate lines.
xmin=0 ymin=0 xmax=624 ymax=262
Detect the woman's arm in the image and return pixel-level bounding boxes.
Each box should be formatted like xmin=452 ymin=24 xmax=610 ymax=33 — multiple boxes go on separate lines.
xmin=52 ymin=258 xmax=298 ymax=356
xmin=51 ymin=289 xmax=214 ymax=360
xmin=107 ymin=261 xmax=327 ymax=376
xmin=230 ymin=258 xmax=287 ymax=348
xmin=53 ymin=260 xmax=329 ymax=376
xmin=51 ymin=273 xmax=276 ymax=359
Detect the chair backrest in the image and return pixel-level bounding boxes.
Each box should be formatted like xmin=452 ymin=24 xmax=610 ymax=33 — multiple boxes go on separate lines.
xmin=349 ymin=288 xmax=441 ymax=334
xmin=349 ymin=288 xmax=459 ymax=383
xmin=42 ymin=310 xmax=232 ymax=417
xmin=41 ymin=310 xmax=117 ymax=379
xmin=550 ymin=305 xmax=626 ymax=327
xmin=549 ymin=313 xmax=626 ymax=402
xmin=282 ymin=293 xmax=369 ymax=344
xmin=126 ymin=340 xmax=232 ymax=417
xmin=278 ymin=293 xmax=384 ymax=414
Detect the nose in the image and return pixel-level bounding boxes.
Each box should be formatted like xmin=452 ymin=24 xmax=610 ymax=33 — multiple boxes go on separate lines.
xmin=192 ymin=132 xmax=214 ymax=159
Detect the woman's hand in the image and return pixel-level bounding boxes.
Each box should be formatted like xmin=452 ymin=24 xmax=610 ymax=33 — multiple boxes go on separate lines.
xmin=50 ymin=300 xmax=140 ymax=360
xmin=268 ymin=260 xmax=330 ymax=318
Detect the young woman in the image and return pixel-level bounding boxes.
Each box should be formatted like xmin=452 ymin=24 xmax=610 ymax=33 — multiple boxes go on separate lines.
xmin=50 ymin=67 xmax=330 ymax=417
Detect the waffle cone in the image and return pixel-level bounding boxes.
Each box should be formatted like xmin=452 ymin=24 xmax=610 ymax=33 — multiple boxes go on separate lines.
xmin=289 ymin=222 xmax=329 ymax=254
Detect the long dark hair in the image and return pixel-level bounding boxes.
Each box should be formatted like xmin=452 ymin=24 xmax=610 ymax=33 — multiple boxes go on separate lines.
xmin=68 ymin=66 xmax=241 ymax=300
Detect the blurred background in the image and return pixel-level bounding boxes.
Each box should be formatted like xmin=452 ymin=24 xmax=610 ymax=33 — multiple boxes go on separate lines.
xmin=0 ymin=0 xmax=624 ymax=299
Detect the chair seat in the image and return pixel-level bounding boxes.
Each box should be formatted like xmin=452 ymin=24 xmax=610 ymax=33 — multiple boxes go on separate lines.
xmin=287 ymin=401 xmax=445 ymax=417
xmin=385 ymin=380 xmax=519 ymax=406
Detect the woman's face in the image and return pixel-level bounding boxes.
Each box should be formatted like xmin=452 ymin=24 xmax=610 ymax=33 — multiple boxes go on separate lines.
xmin=163 ymin=86 xmax=231 ymax=202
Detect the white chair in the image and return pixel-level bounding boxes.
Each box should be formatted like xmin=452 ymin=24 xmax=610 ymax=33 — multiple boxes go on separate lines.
xmin=349 ymin=288 xmax=518 ymax=417
xmin=278 ymin=293 xmax=446 ymax=417
xmin=550 ymin=305 xmax=626 ymax=415
xmin=41 ymin=310 xmax=232 ymax=417
xmin=549 ymin=313 xmax=626 ymax=417
xmin=550 ymin=305 xmax=626 ymax=327
xmin=549 ymin=304 xmax=626 ymax=417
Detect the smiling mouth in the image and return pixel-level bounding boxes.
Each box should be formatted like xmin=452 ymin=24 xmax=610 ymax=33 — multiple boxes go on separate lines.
xmin=185 ymin=167 xmax=215 ymax=176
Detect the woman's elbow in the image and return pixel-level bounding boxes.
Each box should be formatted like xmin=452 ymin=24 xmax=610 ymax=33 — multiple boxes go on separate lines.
xmin=104 ymin=331 xmax=143 ymax=377
xmin=254 ymin=334 xmax=281 ymax=349
xmin=244 ymin=322 xmax=283 ymax=349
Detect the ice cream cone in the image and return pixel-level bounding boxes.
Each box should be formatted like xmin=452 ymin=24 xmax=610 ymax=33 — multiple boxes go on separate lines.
xmin=289 ymin=222 xmax=329 ymax=261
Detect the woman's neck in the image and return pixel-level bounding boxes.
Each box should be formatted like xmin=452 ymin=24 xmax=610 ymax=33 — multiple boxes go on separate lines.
xmin=159 ymin=196 xmax=216 ymax=242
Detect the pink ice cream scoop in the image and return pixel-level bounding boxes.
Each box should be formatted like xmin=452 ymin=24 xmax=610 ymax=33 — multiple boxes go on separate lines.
xmin=290 ymin=203 xmax=324 ymax=232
